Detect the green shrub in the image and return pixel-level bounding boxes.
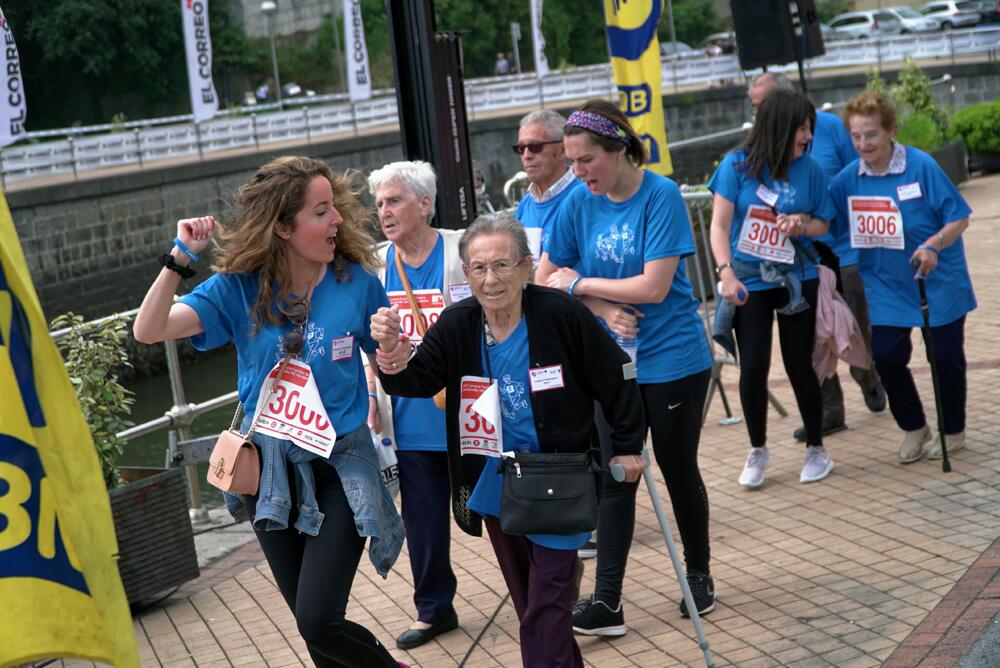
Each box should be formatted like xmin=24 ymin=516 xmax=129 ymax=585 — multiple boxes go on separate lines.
xmin=51 ymin=313 xmax=135 ymax=490
xmin=896 ymin=113 xmax=943 ymax=152
xmin=949 ymin=101 xmax=1000 ymax=154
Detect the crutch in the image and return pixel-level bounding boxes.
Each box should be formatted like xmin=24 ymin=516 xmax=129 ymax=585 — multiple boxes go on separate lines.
xmin=612 ymin=451 xmax=715 ymax=668
xmin=910 ymin=257 xmax=951 ymax=473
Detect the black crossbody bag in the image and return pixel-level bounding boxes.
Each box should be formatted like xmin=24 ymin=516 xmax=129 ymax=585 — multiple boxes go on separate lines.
xmin=481 ymin=323 xmax=601 ymax=536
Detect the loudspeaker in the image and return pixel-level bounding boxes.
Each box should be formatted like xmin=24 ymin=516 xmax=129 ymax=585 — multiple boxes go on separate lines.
xmin=730 ymin=0 xmax=825 ymax=70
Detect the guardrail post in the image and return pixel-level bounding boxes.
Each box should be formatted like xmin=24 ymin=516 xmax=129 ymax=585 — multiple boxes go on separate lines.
xmin=0 ymin=148 xmax=6 ymax=191
xmin=304 ymin=107 xmax=311 ymax=143
xmin=163 ymin=339 xmax=209 ymax=523
xmin=194 ymin=121 xmax=204 ymax=161
xmin=876 ymin=37 xmax=882 ymax=72
xmin=949 ymin=32 xmax=956 ymax=66
xmin=350 ymin=100 xmax=359 ymax=136
xmin=252 ymin=113 xmax=260 ymax=150
xmin=68 ymin=137 xmax=78 ymax=180
xmin=537 ymin=77 xmax=545 ymax=109
xmin=133 ymin=128 xmax=143 ymax=168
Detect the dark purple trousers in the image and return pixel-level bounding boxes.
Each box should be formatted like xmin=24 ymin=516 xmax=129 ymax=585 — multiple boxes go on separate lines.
xmin=484 ymin=517 xmax=583 ymax=668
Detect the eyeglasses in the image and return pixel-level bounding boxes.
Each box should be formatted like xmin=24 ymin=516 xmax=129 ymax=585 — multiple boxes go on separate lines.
xmin=463 ymin=257 xmax=527 ymax=278
xmin=511 ymin=140 xmax=561 ymax=155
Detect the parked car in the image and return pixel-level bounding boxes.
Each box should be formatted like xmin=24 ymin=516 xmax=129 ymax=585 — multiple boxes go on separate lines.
xmin=971 ymin=0 xmax=1000 ymax=23
xmin=919 ymin=0 xmax=982 ymax=29
xmin=660 ymin=40 xmax=703 ymax=59
xmin=699 ymin=31 xmax=738 ymax=54
xmin=281 ymin=82 xmax=317 ymax=99
xmin=828 ymin=10 xmax=905 ymax=38
xmin=886 ymin=6 xmax=942 ymax=32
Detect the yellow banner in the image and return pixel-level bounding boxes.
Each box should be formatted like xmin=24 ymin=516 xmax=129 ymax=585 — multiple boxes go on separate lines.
xmin=604 ymin=0 xmax=673 ymax=175
xmin=0 ymin=190 xmax=138 ymax=667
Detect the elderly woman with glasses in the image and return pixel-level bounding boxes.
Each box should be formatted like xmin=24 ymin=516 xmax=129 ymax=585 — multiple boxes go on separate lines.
xmin=370 ymin=212 xmax=646 ymax=668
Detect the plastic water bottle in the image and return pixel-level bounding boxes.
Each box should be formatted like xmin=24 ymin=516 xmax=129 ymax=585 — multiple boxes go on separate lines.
xmin=616 ymin=334 xmax=638 ymax=365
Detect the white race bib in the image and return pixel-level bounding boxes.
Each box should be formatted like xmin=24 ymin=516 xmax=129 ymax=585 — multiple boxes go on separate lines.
xmin=524 ymin=226 xmax=543 ymax=261
xmin=528 ymin=364 xmax=565 ymax=392
xmin=737 ymin=205 xmax=794 ymax=264
xmin=387 ymin=288 xmax=445 ymax=343
xmin=459 ymin=376 xmax=503 ymax=457
xmin=255 ymin=358 xmax=336 ymax=458
xmin=848 ymin=196 xmax=904 ymax=250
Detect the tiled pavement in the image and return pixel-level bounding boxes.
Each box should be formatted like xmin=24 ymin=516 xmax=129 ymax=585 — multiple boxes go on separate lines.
xmin=62 ymin=173 xmax=1000 ymax=667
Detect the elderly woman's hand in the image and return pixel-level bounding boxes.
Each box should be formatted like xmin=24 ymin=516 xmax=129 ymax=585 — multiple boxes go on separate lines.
xmin=608 ymin=454 xmax=646 ymax=483
xmin=604 ymin=303 xmax=644 ymax=339
xmin=375 ymin=334 xmax=412 ymax=375
xmin=546 ymin=267 xmax=582 ymax=293
xmin=910 ymin=246 xmax=939 ymax=277
xmin=371 ymin=305 xmax=402 ymax=352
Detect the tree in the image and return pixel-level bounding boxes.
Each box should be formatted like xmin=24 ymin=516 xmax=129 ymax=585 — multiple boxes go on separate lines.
xmin=660 ymin=0 xmax=722 ymax=48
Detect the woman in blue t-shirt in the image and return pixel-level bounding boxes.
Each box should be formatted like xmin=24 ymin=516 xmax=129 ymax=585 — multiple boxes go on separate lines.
xmin=708 ymin=89 xmax=837 ymax=490
xmin=536 ymin=99 xmax=716 ymax=632
xmin=133 ymin=157 xmax=408 ymax=668
xmin=829 ymin=91 xmax=975 ymax=464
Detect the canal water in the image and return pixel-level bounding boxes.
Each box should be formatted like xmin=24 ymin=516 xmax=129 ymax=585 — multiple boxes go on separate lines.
xmin=124 ymin=348 xmax=238 ymax=508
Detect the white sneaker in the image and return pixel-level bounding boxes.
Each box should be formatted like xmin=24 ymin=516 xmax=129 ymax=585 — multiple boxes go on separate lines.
xmin=739 ymin=447 xmax=770 ymax=488
xmin=800 ymin=445 xmax=834 ymax=483
xmin=927 ymin=431 xmax=965 ymax=460
xmin=898 ymin=425 xmax=932 ymax=463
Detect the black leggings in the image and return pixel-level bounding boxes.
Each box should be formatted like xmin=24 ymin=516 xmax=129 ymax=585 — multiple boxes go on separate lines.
xmin=244 ymin=459 xmax=397 ymax=668
xmin=733 ymin=279 xmax=822 ymax=448
xmin=594 ymin=368 xmax=711 ymax=607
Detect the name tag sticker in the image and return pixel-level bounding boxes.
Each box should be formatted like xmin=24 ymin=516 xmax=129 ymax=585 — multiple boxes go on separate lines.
xmin=331 ymin=335 xmax=354 ymax=362
xmin=756 ymin=184 xmax=779 ymax=208
xmin=448 ymin=283 xmax=473 ymax=303
xmin=528 ymin=364 xmax=565 ymax=392
xmin=897 ymin=182 xmax=922 ymax=201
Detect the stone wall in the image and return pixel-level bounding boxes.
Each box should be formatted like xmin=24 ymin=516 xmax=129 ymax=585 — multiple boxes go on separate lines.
xmin=11 ymin=61 xmax=998 ymax=321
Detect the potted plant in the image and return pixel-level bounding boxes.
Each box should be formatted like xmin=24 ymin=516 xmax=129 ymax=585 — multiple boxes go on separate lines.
xmin=949 ymin=100 xmax=1000 ymax=174
xmin=52 ymin=313 xmax=200 ymax=605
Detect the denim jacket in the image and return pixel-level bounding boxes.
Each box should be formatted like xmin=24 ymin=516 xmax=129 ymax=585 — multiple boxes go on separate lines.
xmin=225 ymin=418 xmax=404 ymax=578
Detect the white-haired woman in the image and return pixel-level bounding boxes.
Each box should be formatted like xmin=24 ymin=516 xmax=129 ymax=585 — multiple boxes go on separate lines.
xmin=366 ymin=160 xmax=467 ymax=650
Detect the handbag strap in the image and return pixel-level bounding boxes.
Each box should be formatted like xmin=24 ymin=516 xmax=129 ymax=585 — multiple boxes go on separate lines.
xmin=393 ymin=246 xmax=428 ymax=338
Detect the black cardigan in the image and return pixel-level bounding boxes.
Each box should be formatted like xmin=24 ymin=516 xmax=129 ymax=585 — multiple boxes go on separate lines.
xmin=378 ymin=284 xmax=645 ymax=537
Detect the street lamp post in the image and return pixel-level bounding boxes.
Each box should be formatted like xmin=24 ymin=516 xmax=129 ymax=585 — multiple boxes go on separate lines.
xmin=261 ymin=0 xmax=283 ymax=109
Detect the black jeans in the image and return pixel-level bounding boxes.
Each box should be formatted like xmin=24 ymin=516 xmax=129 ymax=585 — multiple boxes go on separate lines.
xmin=593 ymin=368 xmax=712 ymax=607
xmin=733 ymin=279 xmax=823 ymax=447
xmin=244 ymin=459 xmax=398 ymax=668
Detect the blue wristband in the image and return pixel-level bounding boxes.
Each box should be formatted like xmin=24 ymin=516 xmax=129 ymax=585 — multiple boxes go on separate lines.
xmin=173 ymin=236 xmax=200 ymax=263
xmin=368 ymin=391 xmax=377 ymax=399
xmin=567 ymin=276 xmax=582 ymax=296
xmin=917 ymin=243 xmax=939 ymax=256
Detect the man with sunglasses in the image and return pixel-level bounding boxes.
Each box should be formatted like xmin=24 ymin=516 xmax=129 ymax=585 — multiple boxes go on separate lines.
xmin=514 ymin=110 xmax=583 ymax=262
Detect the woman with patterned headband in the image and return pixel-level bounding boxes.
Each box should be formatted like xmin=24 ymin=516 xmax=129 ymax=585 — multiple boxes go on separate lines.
xmin=536 ymin=98 xmax=716 ymax=634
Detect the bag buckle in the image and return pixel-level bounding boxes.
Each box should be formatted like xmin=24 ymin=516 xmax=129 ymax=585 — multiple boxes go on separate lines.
xmin=514 ymin=462 xmax=521 ymax=479
xmin=214 ymin=457 xmax=226 ymax=479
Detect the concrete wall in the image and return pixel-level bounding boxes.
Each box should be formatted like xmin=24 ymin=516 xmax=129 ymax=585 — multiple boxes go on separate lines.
xmin=11 ymin=61 xmax=998 ymax=321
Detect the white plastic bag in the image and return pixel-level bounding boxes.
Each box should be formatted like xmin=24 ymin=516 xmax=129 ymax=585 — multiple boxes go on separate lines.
xmin=371 ymin=429 xmax=400 ymax=499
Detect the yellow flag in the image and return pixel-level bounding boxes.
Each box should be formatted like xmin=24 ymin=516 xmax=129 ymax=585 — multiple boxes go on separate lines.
xmin=0 ymin=189 xmax=139 ymax=667
xmin=603 ymin=0 xmax=673 ymax=175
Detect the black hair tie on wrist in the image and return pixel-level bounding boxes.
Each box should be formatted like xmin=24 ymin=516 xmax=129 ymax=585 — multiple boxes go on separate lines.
xmin=159 ymin=253 xmax=196 ymax=279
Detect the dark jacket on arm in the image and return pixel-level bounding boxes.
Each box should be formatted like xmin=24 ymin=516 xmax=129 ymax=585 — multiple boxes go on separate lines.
xmin=378 ymin=284 xmax=645 ymax=537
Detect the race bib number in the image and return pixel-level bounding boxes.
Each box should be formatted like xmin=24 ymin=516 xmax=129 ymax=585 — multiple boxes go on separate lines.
xmin=737 ymin=205 xmax=794 ymax=264
xmin=528 ymin=364 xmax=565 ymax=392
xmin=848 ymin=196 xmax=904 ymax=250
xmin=256 ymin=358 xmax=336 ymax=458
xmin=387 ymin=289 xmax=444 ymax=343
xmin=459 ymin=376 xmax=503 ymax=457
xmin=331 ymin=335 xmax=354 ymax=362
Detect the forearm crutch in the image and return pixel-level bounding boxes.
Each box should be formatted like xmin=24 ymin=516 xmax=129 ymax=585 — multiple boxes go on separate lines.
xmin=910 ymin=257 xmax=951 ymax=473
xmin=612 ymin=450 xmax=716 ymax=668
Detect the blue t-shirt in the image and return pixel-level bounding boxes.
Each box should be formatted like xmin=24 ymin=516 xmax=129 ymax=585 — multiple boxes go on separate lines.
xmin=516 ymin=178 xmax=584 ymax=258
xmin=828 ymin=146 xmax=975 ymax=328
xmin=466 ymin=318 xmax=589 ymax=551
xmin=385 ymin=237 xmax=447 ymax=452
xmin=812 ymin=111 xmax=860 ymax=262
xmin=707 ymin=149 xmax=836 ymax=291
xmin=546 ymin=170 xmax=712 ymax=384
xmin=179 ymin=262 xmax=389 ymax=436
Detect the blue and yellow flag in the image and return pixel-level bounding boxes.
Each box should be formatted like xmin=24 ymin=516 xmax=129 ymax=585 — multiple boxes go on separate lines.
xmin=0 ymin=190 xmax=139 ymax=666
xmin=604 ymin=0 xmax=673 ymax=175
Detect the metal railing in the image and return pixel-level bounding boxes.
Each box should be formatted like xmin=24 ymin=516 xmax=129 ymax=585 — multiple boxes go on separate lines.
xmin=6 ymin=27 xmax=997 ymax=186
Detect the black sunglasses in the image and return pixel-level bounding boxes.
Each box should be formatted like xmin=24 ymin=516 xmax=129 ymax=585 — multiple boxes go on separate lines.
xmin=511 ymin=140 xmax=562 ymax=155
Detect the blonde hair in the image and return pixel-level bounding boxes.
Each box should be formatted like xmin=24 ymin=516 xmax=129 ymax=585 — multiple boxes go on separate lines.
xmin=843 ymin=90 xmax=897 ymax=132
xmin=212 ymin=156 xmax=379 ymax=330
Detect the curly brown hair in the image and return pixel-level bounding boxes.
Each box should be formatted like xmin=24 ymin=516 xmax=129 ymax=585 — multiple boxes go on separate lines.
xmin=842 ymin=90 xmax=897 ymax=132
xmin=212 ymin=156 xmax=379 ymax=330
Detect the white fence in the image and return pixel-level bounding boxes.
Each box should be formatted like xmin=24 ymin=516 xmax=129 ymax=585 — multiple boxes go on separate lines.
xmin=5 ymin=27 xmax=997 ymax=185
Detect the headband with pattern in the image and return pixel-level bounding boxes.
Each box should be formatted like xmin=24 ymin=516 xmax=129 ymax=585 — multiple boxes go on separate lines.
xmin=565 ymin=110 xmax=630 ymax=145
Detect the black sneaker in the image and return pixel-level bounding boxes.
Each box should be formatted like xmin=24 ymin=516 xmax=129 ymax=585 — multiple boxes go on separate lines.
xmin=578 ymin=539 xmax=597 ymax=559
xmin=572 ymin=596 xmax=627 ymax=636
xmin=792 ymin=420 xmax=846 ymax=442
xmin=679 ymin=571 xmax=716 ymax=618
xmin=864 ymin=383 xmax=887 ymax=413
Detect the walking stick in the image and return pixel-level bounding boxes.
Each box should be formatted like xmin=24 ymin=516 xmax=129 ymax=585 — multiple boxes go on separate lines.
xmin=910 ymin=257 xmax=951 ymax=473
xmin=612 ymin=451 xmax=716 ymax=668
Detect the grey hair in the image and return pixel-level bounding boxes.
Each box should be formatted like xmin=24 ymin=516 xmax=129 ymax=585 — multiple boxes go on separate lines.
xmin=748 ymin=71 xmax=794 ymax=95
xmin=519 ymin=109 xmax=566 ymax=141
xmin=458 ymin=211 xmax=532 ymax=264
xmin=368 ymin=160 xmax=438 ymax=220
